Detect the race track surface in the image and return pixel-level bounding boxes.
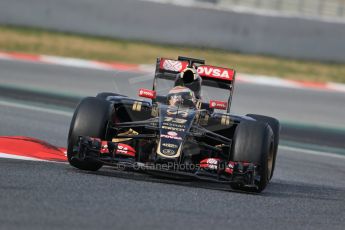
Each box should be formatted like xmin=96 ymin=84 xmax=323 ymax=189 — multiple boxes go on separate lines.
xmin=0 ymin=103 xmax=344 ymax=230
xmin=0 ymin=59 xmax=345 ymax=229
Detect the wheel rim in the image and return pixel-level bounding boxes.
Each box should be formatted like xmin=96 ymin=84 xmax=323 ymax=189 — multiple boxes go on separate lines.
xmin=267 ymin=142 xmax=274 ymax=180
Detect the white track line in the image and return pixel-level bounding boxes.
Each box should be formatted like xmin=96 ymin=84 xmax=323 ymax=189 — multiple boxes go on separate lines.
xmin=0 ymin=152 xmax=48 ymax=161
xmin=41 ymin=55 xmax=112 ymax=70
xmin=0 ymin=153 xmax=68 ymax=164
xmin=279 ymin=145 xmax=345 ymax=160
xmin=0 ymin=100 xmax=73 ymax=117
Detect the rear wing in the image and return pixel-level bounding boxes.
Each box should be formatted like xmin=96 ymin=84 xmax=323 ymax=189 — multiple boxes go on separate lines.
xmin=155 ymin=57 xmax=236 ymax=90
xmin=153 ymin=56 xmax=236 ymax=112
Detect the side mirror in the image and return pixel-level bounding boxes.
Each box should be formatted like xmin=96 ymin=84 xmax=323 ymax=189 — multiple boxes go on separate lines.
xmin=138 ymin=88 xmax=156 ymax=99
xmin=209 ymin=100 xmax=227 ymax=110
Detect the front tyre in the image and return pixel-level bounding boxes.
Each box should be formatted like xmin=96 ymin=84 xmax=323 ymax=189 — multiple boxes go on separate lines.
xmin=246 ymin=114 xmax=280 ymax=179
xmin=230 ymin=121 xmax=274 ymax=193
xmin=67 ymin=97 xmax=112 ymax=171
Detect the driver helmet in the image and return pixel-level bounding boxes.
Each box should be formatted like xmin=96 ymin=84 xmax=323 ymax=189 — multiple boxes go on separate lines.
xmin=167 ymin=86 xmax=196 ymax=108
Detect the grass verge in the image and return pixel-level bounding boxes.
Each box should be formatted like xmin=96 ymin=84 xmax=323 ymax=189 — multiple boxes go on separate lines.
xmin=1 ymin=25 xmax=345 ymax=83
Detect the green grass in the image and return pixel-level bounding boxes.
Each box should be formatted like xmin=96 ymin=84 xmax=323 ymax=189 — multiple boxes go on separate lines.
xmin=1 ymin=25 xmax=345 ymax=83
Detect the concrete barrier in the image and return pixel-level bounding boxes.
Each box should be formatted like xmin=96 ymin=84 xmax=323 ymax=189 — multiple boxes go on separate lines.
xmin=0 ymin=0 xmax=344 ymax=62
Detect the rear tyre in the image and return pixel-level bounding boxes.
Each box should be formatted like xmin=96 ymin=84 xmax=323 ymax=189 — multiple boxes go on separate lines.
xmin=67 ymin=97 xmax=112 ymax=171
xmin=230 ymin=121 xmax=274 ymax=193
xmin=246 ymin=114 xmax=280 ymax=179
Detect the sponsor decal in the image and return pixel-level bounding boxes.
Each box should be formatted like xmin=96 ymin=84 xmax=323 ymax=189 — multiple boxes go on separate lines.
xmin=162 ymin=143 xmax=179 ymax=148
xmin=115 ymin=143 xmax=135 ymax=157
xmin=162 ymin=125 xmax=185 ymax=132
xmin=197 ymin=65 xmax=234 ymax=81
xmin=200 ymin=158 xmax=220 ymax=170
xmin=167 ymin=131 xmax=178 ymax=136
xmin=162 ymin=148 xmax=176 ymax=155
xmin=209 ymin=100 xmax=227 ymax=110
xmin=160 ymin=134 xmax=182 ymax=140
xmin=160 ymin=59 xmax=188 ymax=72
xmin=164 ymin=117 xmax=187 ymax=124
xmin=162 ymin=122 xmax=186 ymax=129
xmin=100 ymin=141 xmax=109 ymax=154
xmin=138 ymin=88 xmax=156 ymax=99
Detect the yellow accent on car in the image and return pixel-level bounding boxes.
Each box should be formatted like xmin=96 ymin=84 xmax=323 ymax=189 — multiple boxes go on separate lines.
xmin=112 ymin=129 xmax=139 ymax=142
xmin=132 ymin=101 xmax=142 ymax=112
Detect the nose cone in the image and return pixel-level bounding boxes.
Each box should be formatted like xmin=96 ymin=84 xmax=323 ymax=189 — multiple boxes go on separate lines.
xmin=157 ymin=105 xmax=196 ymax=159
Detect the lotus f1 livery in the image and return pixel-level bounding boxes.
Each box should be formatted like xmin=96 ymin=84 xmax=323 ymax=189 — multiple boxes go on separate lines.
xmin=67 ymin=56 xmax=280 ymax=193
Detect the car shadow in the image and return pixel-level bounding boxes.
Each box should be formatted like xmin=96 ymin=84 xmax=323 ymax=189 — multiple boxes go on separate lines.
xmin=71 ymin=167 xmax=261 ymax=195
xmin=71 ymin=167 xmax=345 ymax=199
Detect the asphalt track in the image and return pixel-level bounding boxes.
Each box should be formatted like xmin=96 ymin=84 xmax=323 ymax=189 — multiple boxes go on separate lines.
xmin=0 ymin=59 xmax=345 ymax=229
xmin=0 ymin=102 xmax=345 ymax=230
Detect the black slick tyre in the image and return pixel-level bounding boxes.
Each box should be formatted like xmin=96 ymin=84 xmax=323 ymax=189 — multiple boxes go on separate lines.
xmin=67 ymin=97 xmax=112 ymax=171
xmin=246 ymin=114 xmax=280 ymax=179
xmin=230 ymin=120 xmax=274 ymax=193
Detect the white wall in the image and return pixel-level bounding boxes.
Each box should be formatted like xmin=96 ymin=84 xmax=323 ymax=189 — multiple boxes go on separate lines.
xmin=0 ymin=0 xmax=344 ymax=62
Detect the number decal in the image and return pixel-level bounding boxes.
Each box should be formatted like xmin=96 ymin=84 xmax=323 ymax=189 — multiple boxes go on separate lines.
xmin=164 ymin=117 xmax=187 ymax=124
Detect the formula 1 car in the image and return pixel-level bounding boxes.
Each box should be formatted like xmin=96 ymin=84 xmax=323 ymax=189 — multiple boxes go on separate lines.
xmin=67 ymin=56 xmax=280 ymax=193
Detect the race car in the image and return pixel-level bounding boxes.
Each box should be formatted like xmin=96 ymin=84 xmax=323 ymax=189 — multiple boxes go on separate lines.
xmin=67 ymin=56 xmax=280 ymax=193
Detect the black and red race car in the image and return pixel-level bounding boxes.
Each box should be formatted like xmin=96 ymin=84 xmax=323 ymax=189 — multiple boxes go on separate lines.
xmin=67 ymin=56 xmax=280 ymax=193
